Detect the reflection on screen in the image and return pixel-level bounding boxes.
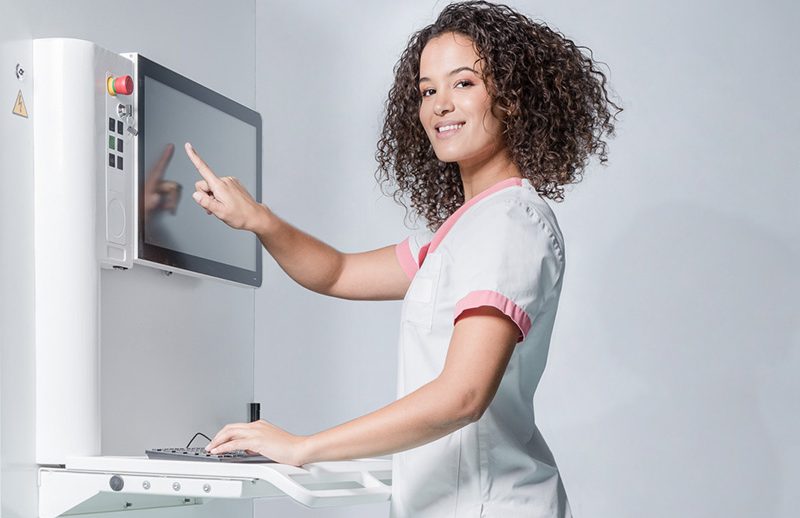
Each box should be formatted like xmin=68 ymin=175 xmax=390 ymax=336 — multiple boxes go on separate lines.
xmin=143 ymin=76 xmax=257 ymax=271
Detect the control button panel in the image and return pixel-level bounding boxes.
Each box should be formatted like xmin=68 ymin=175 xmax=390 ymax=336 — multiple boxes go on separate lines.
xmin=107 ymin=117 xmax=126 ymax=171
xmin=104 ymin=68 xmax=134 ymax=260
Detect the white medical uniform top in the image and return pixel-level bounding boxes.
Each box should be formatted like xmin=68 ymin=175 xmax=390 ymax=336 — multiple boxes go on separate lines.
xmin=391 ymin=177 xmax=571 ymax=518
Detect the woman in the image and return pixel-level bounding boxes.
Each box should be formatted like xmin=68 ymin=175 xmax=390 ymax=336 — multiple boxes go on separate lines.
xmin=188 ymin=2 xmax=619 ymax=516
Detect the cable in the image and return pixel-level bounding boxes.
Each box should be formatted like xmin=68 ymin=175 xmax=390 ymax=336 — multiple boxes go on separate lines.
xmin=185 ymin=432 xmax=212 ymax=449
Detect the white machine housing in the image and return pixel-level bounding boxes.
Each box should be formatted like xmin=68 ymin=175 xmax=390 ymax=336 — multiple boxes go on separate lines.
xmin=33 ymin=38 xmax=135 ymax=465
xmin=28 ymin=38 xmax=391 ymax=514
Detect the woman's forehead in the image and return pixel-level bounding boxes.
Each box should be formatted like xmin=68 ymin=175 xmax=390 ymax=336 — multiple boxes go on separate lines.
xmin=419 ymin=32 xmax=482 ymax=77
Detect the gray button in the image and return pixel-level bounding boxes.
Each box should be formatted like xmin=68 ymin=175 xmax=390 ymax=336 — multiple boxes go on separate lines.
xmin=109 ymin=475 xmax=124 ymax=492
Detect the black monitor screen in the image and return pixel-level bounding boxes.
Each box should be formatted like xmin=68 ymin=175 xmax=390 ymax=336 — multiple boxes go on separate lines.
xmin=137 ymin=55 xmax=262 ymax=287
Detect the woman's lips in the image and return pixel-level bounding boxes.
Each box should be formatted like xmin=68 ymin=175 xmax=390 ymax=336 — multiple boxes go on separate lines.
xmin=435 ymin=122 xmax=465 ymax=139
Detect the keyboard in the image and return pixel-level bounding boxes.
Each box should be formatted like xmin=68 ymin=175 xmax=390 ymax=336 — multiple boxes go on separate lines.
xmin=145 ymin=447 xmax=274 ymax=463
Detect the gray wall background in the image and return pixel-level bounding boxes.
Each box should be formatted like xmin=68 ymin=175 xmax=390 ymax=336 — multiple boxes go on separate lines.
xmin=2 ymin=1 xmax=798 ymax=518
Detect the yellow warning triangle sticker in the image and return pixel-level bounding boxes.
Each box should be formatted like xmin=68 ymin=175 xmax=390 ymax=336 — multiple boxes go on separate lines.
xmin=12 ymin=90 xmax=28 ymax=118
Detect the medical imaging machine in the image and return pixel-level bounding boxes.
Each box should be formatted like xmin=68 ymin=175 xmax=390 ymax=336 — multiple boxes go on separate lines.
xmin=26 ymin=38 xmax=391 ymax=517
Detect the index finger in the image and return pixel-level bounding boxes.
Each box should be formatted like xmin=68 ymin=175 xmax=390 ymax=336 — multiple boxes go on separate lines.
xmin=185 ymin=142 xmax=221 ymax=187
xmin=207 ymin=423 xmax=246 ymax=451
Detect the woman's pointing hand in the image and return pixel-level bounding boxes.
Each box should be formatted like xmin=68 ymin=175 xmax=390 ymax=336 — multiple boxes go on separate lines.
xmin=185 ymin=142 xmax=264 ymax=231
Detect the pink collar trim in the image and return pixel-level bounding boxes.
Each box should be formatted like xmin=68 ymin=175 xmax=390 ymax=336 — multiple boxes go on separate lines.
xmin=418 ymin=177 xmax=523 ymax=266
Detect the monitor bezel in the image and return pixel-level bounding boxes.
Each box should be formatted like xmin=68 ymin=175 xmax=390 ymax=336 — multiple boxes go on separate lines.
xmin=135 ymin=54 xmax=262 ymax=288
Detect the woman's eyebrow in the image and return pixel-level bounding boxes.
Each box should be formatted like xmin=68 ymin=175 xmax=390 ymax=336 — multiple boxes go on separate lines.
xmin=418 ymin=66 xmax=478 ymax=84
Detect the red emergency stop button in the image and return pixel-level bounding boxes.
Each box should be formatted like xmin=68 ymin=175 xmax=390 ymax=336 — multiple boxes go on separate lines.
xmin=114 ymin=76 xmax=133 ymax=95
xmin=107 ymin=75 xmax=134 ymax=96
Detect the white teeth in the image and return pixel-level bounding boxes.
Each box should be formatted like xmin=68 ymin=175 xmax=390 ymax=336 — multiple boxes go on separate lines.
xmin=437 ymin=123 xmax=464 ymax=133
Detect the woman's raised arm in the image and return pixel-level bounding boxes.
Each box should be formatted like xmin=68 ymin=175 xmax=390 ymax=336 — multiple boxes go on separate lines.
xmin=186 ymin=143 xmax=410 ymax=300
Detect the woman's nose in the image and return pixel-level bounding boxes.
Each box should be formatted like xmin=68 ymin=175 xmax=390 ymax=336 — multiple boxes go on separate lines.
xmin=434 ymin=93 xmax=454 ymax=116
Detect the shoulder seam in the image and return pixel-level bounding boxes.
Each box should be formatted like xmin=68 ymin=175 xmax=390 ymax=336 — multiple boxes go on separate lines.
xmin=500 ymin=197 xmax=565 ymax=263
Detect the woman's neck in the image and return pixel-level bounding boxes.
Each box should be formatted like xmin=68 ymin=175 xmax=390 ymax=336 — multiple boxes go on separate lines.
xmin=458 ymin=148 xmax=522 ymax=201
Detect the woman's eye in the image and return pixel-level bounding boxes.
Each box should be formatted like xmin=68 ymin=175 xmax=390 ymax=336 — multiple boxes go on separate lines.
xmin=421 ymin=88 xmax=435 ymax=97
xmin=455 ymin=80 xmax=473 ymax=88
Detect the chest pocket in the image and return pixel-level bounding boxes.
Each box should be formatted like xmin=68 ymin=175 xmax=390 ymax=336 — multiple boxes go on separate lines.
xmin=402 ymin=252 xmax=442 ymax=331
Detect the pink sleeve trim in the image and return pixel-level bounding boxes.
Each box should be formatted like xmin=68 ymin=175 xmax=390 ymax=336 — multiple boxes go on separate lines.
xmin=417 ymin=243 xmax=430 ymax=267
xmin=395 ymin=238 xmax=418 ymax=280
xmin=454 ymin=290 xmax=532 ymax=343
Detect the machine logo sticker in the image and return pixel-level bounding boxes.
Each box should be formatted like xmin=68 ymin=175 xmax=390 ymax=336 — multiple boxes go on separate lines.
xmin=12 ymin=89 xmax=28 ymax=118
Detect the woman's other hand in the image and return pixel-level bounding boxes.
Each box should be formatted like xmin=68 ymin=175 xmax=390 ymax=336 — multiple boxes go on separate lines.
xmin=206 ymin=419 xmax=307 ymax=467
xmin=185 ymin=142 xmax=266 ymax=232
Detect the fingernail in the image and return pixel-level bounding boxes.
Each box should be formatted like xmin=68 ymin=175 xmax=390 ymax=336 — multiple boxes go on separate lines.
xmin=192 ymin=192 xmax=201 ymax=202
xmin=185 ymin=142 xmax=192 ymax=151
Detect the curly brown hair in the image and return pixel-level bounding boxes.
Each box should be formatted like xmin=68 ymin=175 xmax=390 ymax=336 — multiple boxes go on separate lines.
xmin=376 ymin=1 xmax=622 ymax=231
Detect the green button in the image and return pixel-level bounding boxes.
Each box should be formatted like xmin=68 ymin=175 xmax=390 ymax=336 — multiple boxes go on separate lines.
xmin=109 ymin=135 xmax=116 ymax=149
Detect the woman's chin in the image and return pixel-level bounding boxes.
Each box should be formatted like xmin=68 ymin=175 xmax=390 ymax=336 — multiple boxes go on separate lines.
xmin=431 ymin=150 xmax=462 ymax=164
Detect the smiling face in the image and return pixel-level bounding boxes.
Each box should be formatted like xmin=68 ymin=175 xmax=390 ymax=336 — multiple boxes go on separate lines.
xmin=418 ymin=32 xmax=504 ymax=166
